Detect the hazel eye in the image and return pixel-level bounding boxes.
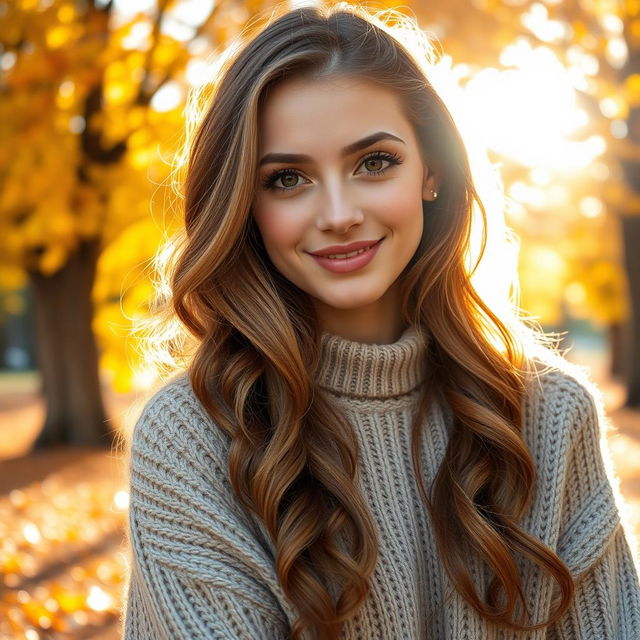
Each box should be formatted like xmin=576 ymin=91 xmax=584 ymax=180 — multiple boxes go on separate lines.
xmin=278 ymin=173 xmax=302 ymax=189
xmin=363 ymin=157 xmax=384 ymax=172
xmin=357 ymin=151 xmax=403 ymax=176
xmin=261 ymin=169 xmax=307 ymax=192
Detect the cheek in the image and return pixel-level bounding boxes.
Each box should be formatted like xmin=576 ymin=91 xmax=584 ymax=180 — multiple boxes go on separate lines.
xmin=253 ymin=204 xmax=307 ymax=252
xmin=375 ymin=178 xmax=425 ymax=231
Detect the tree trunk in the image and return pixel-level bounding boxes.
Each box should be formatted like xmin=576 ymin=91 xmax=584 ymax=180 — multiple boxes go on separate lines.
xmin=28 ymin=239 xmax=113 ymax=448
xmin=608 ymin=322 xmax=626 ymax=380
xmin=621 ymin=216 xmax=640 ymax=406
xmin=621 ymin=21 xmax=640 ymax=406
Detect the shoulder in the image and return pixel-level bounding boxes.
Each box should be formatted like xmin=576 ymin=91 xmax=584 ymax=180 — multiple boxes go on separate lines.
xmin=518 ymin=355 xmax=613 ymax=496
xmin=132 ymin=371 xmax=210 ymax=432
xmin=128 ymin=371 xmax=231 ymax=482
xmin=521 ymin=355 xmax=607 ymax=447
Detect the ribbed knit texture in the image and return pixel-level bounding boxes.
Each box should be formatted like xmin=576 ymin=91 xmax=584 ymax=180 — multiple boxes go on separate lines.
xmin=121 ymin=325 xmax=640 ymax=639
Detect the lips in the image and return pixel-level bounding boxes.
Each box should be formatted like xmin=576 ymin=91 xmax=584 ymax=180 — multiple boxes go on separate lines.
xmin=308 ymin=237 xmax=384 ymax=274
xmin=308 ymin=238 xmax=382 ymax=258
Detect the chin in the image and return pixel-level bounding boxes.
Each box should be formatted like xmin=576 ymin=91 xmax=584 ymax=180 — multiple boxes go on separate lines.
xmin=315 ymin=289 xmax=386 ymax=311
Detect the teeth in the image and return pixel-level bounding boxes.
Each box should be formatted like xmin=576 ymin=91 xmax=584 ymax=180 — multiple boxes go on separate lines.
xmin=325 ymin=246 xmax=371 ymax=259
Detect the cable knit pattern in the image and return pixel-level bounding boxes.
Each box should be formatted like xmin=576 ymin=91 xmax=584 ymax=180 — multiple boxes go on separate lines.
xmin=121 ymin=326 xmax=640 ymax=639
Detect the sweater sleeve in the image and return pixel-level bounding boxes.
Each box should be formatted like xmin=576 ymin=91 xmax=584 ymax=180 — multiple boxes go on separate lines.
xmin=546 ymin=376 xmax=640 ymax=638
xmin=120 ymin=378 xmax=291 ymax=640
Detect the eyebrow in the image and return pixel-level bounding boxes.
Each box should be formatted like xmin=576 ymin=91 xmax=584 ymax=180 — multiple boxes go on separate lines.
xmin=258 ymin=131 xmax=406 ymax=167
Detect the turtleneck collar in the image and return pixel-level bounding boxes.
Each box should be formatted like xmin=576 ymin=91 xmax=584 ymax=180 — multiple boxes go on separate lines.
xmin=317 ymin=325 xmax=428 ymax=399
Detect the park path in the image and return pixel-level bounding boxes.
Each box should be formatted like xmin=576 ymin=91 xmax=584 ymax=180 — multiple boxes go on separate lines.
xmin=1 ymin=371 xmax=640 ymax=639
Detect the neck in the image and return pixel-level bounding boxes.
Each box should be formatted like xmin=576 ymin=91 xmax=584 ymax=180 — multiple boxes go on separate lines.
xmin=313 ymin=280 xmax=405 ymax=344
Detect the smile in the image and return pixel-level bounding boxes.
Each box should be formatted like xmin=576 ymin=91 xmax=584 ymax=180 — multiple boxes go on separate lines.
xmin=323 ymin=245 xmax=374 ymax=259
xmin=308 ymin=238 xmax=384 ymax=274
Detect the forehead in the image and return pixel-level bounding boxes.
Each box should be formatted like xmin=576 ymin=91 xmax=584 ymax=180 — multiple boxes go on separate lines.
xmin=257 ymin=76 xmax=413 ymax=152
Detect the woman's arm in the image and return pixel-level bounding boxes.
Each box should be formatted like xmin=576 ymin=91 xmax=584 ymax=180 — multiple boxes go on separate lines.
xmin=120 ymin=378 xmax=291 ymax=640
xmin=548 ymin=524 xmax=640 ymax=639
xmin=546 ymin=377 xmax=640 ymax=638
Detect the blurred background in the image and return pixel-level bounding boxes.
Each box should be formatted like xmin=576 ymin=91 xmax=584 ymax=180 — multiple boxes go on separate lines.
xmin=1 ymin=0 xmax=639 ymax=637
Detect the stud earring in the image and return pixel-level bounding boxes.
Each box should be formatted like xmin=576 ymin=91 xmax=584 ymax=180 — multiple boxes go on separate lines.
xmin=431 ymin=190 xmax=438 ymax=200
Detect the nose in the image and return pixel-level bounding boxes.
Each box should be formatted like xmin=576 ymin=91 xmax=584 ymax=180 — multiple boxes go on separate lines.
xmin=315 ymin=180 xmax=364 ymax=233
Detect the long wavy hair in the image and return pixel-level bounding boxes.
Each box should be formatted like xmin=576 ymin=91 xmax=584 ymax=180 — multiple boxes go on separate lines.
xmin=133 ymin=3 xmax=575 ymax=639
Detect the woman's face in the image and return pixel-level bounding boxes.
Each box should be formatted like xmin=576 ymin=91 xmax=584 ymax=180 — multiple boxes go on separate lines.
xmin=251 ymin=75 xmax=439 ymax=326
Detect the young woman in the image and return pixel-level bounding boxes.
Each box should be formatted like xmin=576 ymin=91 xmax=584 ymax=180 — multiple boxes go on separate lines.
xmin=121 ymin=3 xmax=640 ymax=639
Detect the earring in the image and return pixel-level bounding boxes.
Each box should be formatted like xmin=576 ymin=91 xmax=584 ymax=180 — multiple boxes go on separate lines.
xmin=431 ymin=190 xmax=438 ymax=200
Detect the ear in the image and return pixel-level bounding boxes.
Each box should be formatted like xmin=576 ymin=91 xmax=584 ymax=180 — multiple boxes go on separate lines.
xmin=422 ymin=164 xmax=441 ymax=201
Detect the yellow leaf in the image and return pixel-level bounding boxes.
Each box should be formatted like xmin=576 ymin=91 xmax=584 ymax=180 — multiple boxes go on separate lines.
xmin=47 ymin=212 xmax=77 ymax=241
xmin=104 ymin=80 xmax=136 ymax=106
xmin=46 ymin=25 xmax=75 ymax=49
xmin=626 ymin=0 xmax=640 ymax=18
xmin=21 ymin=216 xmax=47 ymax=247
xmin=39 ymin=245 xmax=68 ymax=276
xmin=572 ymin=21 xmax=587 ymax=41
xmin=57 ymin=3 xmax=77 ymax=23
xmin=625 ymin=73 xmax=640 ymax=106
xmin=0 ymin=266 xmax=27 ymax=291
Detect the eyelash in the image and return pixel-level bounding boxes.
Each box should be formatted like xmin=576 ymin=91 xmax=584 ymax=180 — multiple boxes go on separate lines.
xmin=261 ymin=151 xmax=404 ymax=192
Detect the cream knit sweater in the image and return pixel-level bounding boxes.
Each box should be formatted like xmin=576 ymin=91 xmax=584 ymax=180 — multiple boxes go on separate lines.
xmin=121 ymin=325 xmax=640 ymax=639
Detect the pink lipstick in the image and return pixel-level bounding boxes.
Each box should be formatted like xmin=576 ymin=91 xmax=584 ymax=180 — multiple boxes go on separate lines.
xmin=307 ymin=238 xmax=384 ymax=274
